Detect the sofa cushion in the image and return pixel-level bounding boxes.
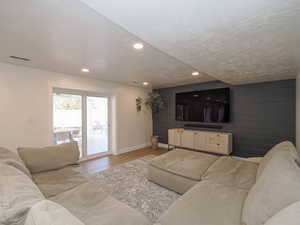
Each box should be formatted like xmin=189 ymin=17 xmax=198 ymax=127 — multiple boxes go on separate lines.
xmin=0 ymin=163 xmax=45 ymax=225
xmin=25 ymin=200 xmax=84 ymax=225
xmin=202 ymin=157 xmax=258 ymax=190
xmin=158 ymin=180 xmax=248 ymax=225
xmin=50 ymin=181 xmax=151 ymax=225
xmin=0 ymin=147 xmax=31 ymax=177
xmin=242 ymin=150 xmax=300 ymax=225
xmin=150 ymin=149 xmax=219 ymax=181
xmin=32 ymin=165 xmax=88 ymax=198
xmin=256 ymin=141 xmax=297 ymax=178
xmin=264 ymin=201 xmax=300 ymax=225
xmin=148 ymin=165 xmax=198 ymax=194
xmin=18 ymin=141 xmax=80 ymax=173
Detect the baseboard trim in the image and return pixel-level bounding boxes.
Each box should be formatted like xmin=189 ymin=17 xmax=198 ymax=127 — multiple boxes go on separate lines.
xmin=117 ymin=142 xmax=151 ymax=155
xmin=158 ymin=143 xmax=169 ymax=149
xmin=79 ymin=152 xmax=110 ymax=162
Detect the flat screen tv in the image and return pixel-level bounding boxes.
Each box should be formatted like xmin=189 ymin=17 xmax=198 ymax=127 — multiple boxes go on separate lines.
xmin=176 ymin=88 xmax=230 ymax=123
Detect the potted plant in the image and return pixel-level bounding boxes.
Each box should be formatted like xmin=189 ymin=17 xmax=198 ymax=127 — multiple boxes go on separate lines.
xmin=144 ymin=92 xmax=165 ymax=149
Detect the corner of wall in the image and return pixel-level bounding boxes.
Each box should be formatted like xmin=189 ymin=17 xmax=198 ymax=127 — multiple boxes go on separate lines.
xmin=296 ymin=73 xmax=300 ymax=148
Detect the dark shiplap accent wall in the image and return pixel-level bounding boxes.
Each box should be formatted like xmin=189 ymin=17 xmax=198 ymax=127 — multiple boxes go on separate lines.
xmin=153 ymin=80 xmax=296 ymax=157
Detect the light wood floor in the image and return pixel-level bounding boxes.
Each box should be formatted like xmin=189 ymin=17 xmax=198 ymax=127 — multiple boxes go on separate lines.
xmin=80 ymin=147 xmax=168 ymax=174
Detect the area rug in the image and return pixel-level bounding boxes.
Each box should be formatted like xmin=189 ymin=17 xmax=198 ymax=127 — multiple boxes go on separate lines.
xmin=91 ymin=155 xmax=180 ymax=222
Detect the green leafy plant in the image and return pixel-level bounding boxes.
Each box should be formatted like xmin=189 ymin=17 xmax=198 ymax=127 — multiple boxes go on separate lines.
xmin=144 ymin=92 xmax=165 ymax=113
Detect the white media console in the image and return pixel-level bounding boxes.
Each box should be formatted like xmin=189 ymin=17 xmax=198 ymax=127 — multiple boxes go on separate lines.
xmin=168 ymin=128 xmax=232 ymax=155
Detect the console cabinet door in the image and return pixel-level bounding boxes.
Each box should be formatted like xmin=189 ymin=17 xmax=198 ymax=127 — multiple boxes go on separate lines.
xmin=194 ymin=131 xmax=208 ymax=151
xmin=174 ymin=130 xmax=182 ymax=146
xmin=168 ymin=129 xmax=182 ymax=146
xmin=168 ymin=129 xmax=175 ymax=145
xmin=207 ymin=133 xmax=232 ymax=155
xmin=181 ymin=130 xmax=195 ymax=149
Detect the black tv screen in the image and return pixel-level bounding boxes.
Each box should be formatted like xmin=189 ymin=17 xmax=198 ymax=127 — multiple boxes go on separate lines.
xmin=176 ymin=88 xmax=230 ymax=123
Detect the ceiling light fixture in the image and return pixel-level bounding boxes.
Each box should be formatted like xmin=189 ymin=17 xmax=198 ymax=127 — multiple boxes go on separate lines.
xmin=192 ymin=71 xmax=200 ymax=76
xmin=81 ymin=68 xmax=90 ymax=73
xmin=142 ymin=82 xmax=149 ymax=86
xmin=133 ymin=43 xmax=144 ymax=50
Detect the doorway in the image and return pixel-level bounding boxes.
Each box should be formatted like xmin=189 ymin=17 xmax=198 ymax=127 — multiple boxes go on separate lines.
xmin=53 ymin=89 xmax=110 ymax=159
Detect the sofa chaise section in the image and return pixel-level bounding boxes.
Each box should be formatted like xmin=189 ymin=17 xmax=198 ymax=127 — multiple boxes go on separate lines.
xmin=158 ymin=180 xmax=248 ymax=225
xmin=148 ymin=148 xmax=259 ymax=194
xmin=50 ymin=181 xmax=151 ymax=225
xmin=148 ymin=149 xmax=219 ymax=193
xmin=150 ymin=149 xmax=259 ymax=225
xmin=156 ymin=141 xmax=300 ymax=225
xmin=202 ymin=156 xmax=258 ymax=190
xmin=32 ymin=165 xmax=88 ymax=198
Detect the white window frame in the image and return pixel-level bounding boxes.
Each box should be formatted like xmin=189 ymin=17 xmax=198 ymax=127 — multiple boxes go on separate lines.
xmin=52 ymin=88 xmax=112 ymax=160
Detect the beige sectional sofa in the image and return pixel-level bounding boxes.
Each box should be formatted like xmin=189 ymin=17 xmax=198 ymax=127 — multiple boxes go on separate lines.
xmin=149 ymin=141 xmax=300 ymax=225
xmin=1 ymin=140 xmax=300 ymax=225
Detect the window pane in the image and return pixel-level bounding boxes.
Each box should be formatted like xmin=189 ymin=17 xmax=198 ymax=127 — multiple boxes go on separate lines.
xmin=87 ymin=96 xmax=108 ymax=155
xmin=53 ymin=93 xmax=83 ymax=156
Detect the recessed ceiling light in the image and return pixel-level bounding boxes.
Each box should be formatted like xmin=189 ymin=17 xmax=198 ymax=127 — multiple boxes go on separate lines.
xmin=142 ymin=82 xmax=149 ymax=86
xmin=133 ymin=43 xmax=144 ymax=50
xmin=192 ymin=71 xmax=200 ymax=76
xmin=81 ymin=68 xmax=90 ymax=73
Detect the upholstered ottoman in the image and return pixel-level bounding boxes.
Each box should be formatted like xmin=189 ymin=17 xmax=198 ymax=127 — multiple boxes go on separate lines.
xmin=148 ymin=149 xmax=219 ymax=194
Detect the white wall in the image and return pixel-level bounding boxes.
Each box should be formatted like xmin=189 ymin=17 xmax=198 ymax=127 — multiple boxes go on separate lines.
xmin=0 ymin=62 xmax=152 ymax=154
xmin=297 ymin=73 xmax=300 ymax=148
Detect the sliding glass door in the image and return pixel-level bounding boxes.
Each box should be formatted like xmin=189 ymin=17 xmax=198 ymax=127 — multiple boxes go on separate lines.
xmin=53 ymin=93 xmax=83 ymax=155
xmin=53 ymin=89 xmax=110 ymax=159
xmin=87 ymin=96 xmax=109 ymax=155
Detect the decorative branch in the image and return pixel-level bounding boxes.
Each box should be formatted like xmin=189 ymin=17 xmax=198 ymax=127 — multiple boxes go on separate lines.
xmin=136 ymin=97 xmax=142 ymax=112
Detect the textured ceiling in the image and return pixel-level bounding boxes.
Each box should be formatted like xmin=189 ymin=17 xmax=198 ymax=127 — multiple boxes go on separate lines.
xmin=1 ymin=0 xmax=299 ymax=88
xmin=0 ymin=0 xmax=215 ymax=88
xmin=81 ymin=0 xmax=300 ymax=85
